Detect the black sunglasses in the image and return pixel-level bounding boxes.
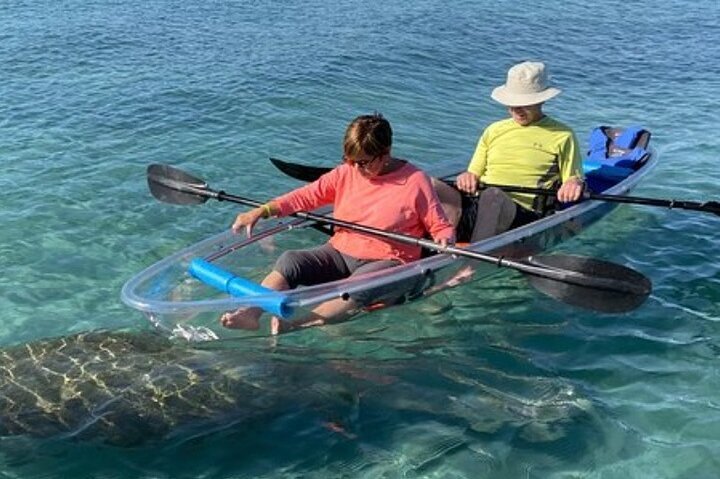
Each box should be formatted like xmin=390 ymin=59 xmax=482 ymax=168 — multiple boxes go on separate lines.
xmin=345 ymin=154 xmax=381 ymax=169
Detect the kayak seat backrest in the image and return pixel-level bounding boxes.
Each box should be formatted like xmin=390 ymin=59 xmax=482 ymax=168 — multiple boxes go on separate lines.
xmin=583 ymin=126 xmax=651 ymax=192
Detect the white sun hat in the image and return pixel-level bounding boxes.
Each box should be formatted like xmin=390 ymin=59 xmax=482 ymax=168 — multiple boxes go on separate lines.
xmin=490 ymin=61 xmax=561 ymax=107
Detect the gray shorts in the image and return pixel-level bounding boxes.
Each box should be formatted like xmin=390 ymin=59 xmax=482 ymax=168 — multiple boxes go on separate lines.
xmin=274 ymin=243 xmax=400 ymax=305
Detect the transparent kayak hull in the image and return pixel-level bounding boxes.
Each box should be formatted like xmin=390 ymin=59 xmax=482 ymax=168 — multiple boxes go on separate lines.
xmin=121 ymin=152 xmax=657 ymax=340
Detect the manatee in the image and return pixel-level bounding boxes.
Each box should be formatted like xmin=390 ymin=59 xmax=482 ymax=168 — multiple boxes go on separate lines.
xmin=0 ymin=329 xmax=602 ymax=453
xmin=0 ymin=330 xmax=361 ymax=446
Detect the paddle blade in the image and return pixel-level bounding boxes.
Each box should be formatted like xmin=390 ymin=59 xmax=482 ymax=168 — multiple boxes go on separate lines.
xmin=147 ymin=164 xmax=210 ymax=205
xmin=524 ymin=255 xmax=651 ymax=313
xmin=701 ymin=201 xmax=720 ymax=216
xmin=269 ymin=157 xmax=332 ymax=182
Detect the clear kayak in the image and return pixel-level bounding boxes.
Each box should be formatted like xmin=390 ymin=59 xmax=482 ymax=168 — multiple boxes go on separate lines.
xmin=121 ymin=126 xmax=657 ymax=340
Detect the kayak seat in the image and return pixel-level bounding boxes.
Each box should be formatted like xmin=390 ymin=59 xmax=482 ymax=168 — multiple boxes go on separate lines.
xmin=583 ymin=126 xmax=651 ymax=192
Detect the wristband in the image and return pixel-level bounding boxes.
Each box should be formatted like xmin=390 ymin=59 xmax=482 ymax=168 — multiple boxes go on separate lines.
xmin=261 ymin=203 xmax=273 ymax=218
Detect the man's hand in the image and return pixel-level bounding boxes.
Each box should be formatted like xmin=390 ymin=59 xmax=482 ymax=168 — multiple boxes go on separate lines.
xmin=456 ymin=171 xmax=480 ymax=194
xmin=557 ymin=177 xmax=584 ymax=203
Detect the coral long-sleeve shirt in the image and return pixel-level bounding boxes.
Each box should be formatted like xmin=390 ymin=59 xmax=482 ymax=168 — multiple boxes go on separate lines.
xmin=273 ymin=161 xmax=455 ymax=263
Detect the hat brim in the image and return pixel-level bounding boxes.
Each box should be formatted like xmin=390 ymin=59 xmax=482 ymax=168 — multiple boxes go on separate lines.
xmin=490 ymin=86 xmax=561 ymax=107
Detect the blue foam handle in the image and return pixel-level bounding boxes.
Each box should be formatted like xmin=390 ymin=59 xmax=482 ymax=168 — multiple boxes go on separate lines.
xmin=188 ymin=258 xmax=292 ymax=318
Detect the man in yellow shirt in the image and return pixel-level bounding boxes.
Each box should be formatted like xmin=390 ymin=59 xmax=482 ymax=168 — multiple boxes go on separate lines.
xmin=437 ymin=61 xmax=585 ymax=242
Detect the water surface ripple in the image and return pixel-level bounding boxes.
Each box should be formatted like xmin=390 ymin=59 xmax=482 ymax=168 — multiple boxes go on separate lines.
xmin=1 ymin=0 xmax=719 ymax=477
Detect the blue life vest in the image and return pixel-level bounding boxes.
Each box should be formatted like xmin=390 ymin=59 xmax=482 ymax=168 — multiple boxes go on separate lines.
xmin=583 ymin=126 xmax=650 ymax=192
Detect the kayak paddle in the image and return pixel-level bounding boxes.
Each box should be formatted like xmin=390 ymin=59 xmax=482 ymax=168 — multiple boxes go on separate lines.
xmin=269 ymin=157 xmax=720 ymax=217
xmin=147 ymin=163 xmax=651 ymax=313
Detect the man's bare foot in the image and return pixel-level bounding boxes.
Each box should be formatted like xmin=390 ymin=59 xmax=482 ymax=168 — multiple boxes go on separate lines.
xmin=220 ymin=307 xmax=262 ymax=330
xmin=445 ymin=265 xmax=475 ymax=287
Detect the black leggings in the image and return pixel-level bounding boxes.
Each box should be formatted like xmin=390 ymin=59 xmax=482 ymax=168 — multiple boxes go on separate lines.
xmin=457 ymin=188 xmax=541 ymax=242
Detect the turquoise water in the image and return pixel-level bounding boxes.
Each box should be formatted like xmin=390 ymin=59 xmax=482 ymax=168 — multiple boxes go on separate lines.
xmin=2 ymin=0 xmax=720 ymax=476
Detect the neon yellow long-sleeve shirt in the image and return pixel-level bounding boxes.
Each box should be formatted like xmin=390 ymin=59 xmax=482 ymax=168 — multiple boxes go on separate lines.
xmin=467 ymin=116 xmax=583 ymax=212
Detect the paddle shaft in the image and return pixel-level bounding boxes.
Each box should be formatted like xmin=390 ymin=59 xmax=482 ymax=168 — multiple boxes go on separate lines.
xmin=178 ymin=185 xmax=642 ymax=294
xmin=461 ymin=181 xmax=720 ymax=215
xmin=146 ymin=163 xmax=653 ymax=308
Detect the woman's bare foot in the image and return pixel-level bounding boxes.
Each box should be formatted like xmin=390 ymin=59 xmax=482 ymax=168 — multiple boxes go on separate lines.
xmin=220 ymin=307 xmax=263 ymax=330
xmin=270 ymin=316 xmax=325 ymax=335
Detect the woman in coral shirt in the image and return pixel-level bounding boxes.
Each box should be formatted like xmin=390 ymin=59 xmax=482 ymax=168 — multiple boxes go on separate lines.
xmin=222 ymin=113 xmax=455 ymax=334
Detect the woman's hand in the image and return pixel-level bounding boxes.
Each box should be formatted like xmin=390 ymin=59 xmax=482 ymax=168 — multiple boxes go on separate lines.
xmin=455 ymin=171 xmax=480 ymax=194
xmin=436 ymin=236 xmax=456 ymax=250
xmin=231 ymin=207 xmax=265 ymax=237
